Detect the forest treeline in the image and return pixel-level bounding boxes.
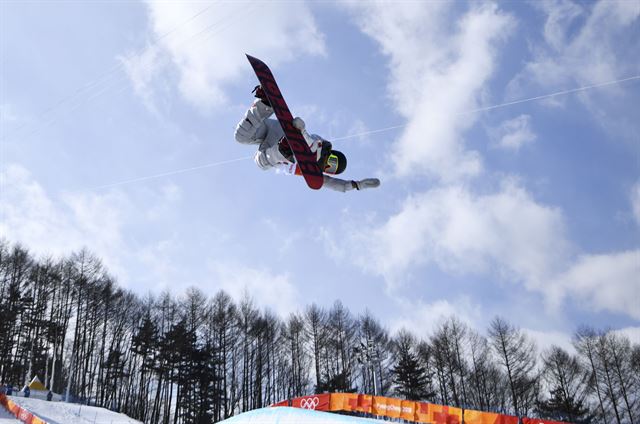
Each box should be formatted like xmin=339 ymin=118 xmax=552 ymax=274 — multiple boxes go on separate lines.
xmin=0 ymin=240 xmax=638 ymax=424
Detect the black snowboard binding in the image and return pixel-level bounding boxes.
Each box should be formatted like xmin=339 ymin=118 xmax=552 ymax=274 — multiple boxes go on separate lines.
xmin=252 ymin=85 xmax=271 ymax=107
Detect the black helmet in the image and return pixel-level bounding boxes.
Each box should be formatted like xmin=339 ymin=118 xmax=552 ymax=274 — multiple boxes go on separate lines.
xmin=324 ymin=150 xmax=347 ymax=175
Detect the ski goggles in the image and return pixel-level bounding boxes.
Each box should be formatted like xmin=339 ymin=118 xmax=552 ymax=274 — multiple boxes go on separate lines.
xmin=324 ymin=153 xmax=340 ymax=174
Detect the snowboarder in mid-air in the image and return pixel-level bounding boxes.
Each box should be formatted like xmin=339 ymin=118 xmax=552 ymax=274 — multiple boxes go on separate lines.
xmin=234 ymin=85 xmax=381 ymax=192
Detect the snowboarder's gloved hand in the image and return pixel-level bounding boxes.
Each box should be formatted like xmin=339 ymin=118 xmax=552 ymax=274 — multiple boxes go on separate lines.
xmin=292 ymin=117 xmax=318 ymax=152
xmin=277 ymin=137 xmax=294 ymax=162
xmin=292 ymin=117 xmax=305 ymax=130
xmin=352 ymin=178 xmax=380 ymax=190
xmin=252 ymin=85 xmax=271 ymax=107
xmin=292 ymin=117 xmax=313 ymax=146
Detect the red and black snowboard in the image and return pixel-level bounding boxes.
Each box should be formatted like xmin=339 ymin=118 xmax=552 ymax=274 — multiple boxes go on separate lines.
xmin=246 ymin=54 xmax=324 ymax=190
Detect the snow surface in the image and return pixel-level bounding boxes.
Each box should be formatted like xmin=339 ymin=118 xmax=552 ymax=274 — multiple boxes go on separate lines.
xmin=219 ymin=407 xmax=385 ymax=423
xmin=7 ymin=396 xmax=142 ymax=424
xmin=0 ymin=405 xmax=21 ymax=424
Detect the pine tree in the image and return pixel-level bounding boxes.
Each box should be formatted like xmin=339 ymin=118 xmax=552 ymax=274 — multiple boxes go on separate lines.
xmin=538 ymin=346 xmax=595 ymax=423
xmin=316 ymin=369 xmax=356 ymax=393
xmin=130 ymin=311 xmax=158 ymax=422
xmin=391 ymin=330 xmax=433 ymax=401
xmin=538 ymin=387 xmax=595 ymax=423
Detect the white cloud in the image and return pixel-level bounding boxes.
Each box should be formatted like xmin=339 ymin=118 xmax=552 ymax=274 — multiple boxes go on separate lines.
xmin=538 ymin=0 xmax=584 ymax=52
xmin=389 ymin=296 xmax=483 ymax=339
xmin=343 ymin=119 xmax=371 ymax=145
xmin=346 ymin=2 xmax=514 ymax=181
xmin=347 ymin=181 xmax=570 ymax=294
xmin=615 ymin=326 xmax=640 ymax=344
xmin=124 ymin=2 xmax=326 ymax=111
xmin=342 ymin=177 xmax=640 ymax=319
xmin=136 ymin=238 xmax=183 ymax=289
xmin=0 ymin=164 xmax=130 ymax=276
xmin=553 ymin=250 xmax=640 ymax=320
xmin=210 ymin=261 xmax=300 ymax=319
xmin=339 ymin=0 xmax=639 ymax=324
xmin=524 ymin=327 xmax=640 ymax=356
xmin=389 ymin=297 xmax=581 ymax=358
xmin=524 ymin=328 xmax=575 ymax=355
xmin=145 ymin=182 xmax=183 ymax=221
xmin=509 ymin=0 xmax=639 ymax=96
xmin=120 ymin=46 xmax=165 ymax=114
xmin=491 ymin=114 xmax=536 ymax=150
xmin=0 ymin=164 xmax=189 ymax=288
xmin=389 ymin=296 xmax=583 ymax=355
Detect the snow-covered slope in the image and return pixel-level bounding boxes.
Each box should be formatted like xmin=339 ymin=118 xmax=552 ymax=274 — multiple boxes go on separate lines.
xmin=0 ymin=405 xmax=21 ymax=424
xmin=220 ymin=407 xmax=385 ymax=423
xmin=8 ymin=396 xmax=142 ymax=424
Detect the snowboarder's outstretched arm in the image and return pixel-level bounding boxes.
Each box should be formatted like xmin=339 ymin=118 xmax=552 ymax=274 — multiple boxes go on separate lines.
xmin=292 ymin=117 xmax=381 ymax=192
xmin=323 ymin=176 xmax=380 ymax=192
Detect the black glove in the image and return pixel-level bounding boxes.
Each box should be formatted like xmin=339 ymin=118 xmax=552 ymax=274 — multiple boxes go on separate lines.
xmin=352 ymin=179 xmax=381 ymax=190
xmin=252 ymin=85 xmax=271 ymax=107
xmin=277 ymin=137 xmax=294 ymax=162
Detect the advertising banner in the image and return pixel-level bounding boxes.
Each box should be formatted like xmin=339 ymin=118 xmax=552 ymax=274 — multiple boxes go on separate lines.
xmin=270 ymin=399 xmax=289 ymax=407
xmin=356 ymin=394 xmax=372 ymax=414
xmin=463 ymin=409 xmax=518 ymax=424
xmin=328 ymin=393 xmax=359 ymax=412
xmin=427 ymin=404 xmax=462 ymax=424
xmin=400 ymin=400 xmax=417 ymax=421
xmin=291 ymin=394 xmax=330 ymax=411
xmin=343 ymin=393 xmax=359 ymax=412
xmin=385 ymin=397 xmax=402 ymax=419
xmin=329 ymin=393 xmax=346 ymax=411
xmin=372 ymin=396 xmax=388 ymax=416
xmin=415 ymin=401 xmax=434 ymax=423
xmin=495 ymin=414 xmax=519 ymax=424
xmin=284 ymin=393 xmax=555 ymax=424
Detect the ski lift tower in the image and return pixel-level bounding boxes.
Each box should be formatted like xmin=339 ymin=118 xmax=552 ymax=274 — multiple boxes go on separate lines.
xmin=353 ymin=339 xmax=378 ymax=396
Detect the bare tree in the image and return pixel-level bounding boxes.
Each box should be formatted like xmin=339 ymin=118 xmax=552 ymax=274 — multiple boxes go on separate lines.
xmin=575 ymin=327 xmax=611 ymax=423
xmin=304 ymin=303 xmax=327 ymax=391
xmin=283 ymin=313 xmax=310 ymax=398
xmin=205 ymin=290 xmax=238 ymax=421
xmin=321 ymin=300 xmax=357 ymax=392
xmin=604 ymin=332 xmax=638 ymax=424
xmin=488 ymin=317 xmax=538 ymax=417
xmin=429 ymin=318 xmax=469 ymax=408
xmin=467 ymin=329 xmax=507 ymax=413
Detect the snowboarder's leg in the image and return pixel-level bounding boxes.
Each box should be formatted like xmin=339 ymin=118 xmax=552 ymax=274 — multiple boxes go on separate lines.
xmin=234 ymin=100 xmax=274 ymax=145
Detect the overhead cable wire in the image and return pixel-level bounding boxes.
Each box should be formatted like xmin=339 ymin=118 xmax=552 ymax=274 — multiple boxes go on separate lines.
xmin=88 ymin=156 xmax=253 ymax=191
xmin=332 ymin=75 xmax=640 ymax=141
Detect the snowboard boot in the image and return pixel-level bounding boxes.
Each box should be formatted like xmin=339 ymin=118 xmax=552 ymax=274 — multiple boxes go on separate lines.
xmin=252 ymin=85 xmax=271 ymax=107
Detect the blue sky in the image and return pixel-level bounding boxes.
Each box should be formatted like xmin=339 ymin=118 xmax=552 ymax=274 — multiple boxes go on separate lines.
xmin=1 ymin=0 xmax=639 ymax=351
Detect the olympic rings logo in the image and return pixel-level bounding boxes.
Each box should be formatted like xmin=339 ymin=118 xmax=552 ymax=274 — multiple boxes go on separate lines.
xmin=300 ymin=397 xmax=320 ymax=409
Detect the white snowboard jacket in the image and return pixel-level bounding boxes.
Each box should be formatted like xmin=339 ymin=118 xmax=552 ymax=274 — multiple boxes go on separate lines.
xmin=234 ymin=101 xmax=356 ymax=192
